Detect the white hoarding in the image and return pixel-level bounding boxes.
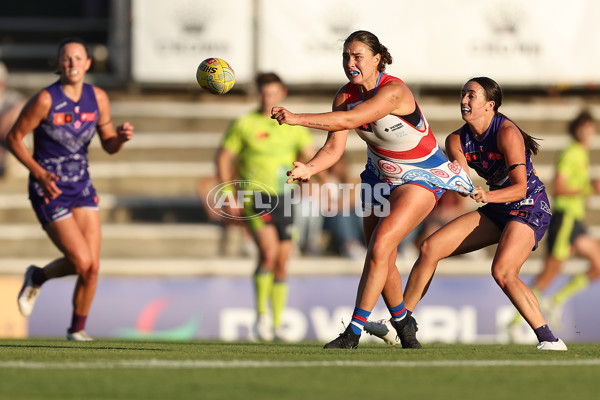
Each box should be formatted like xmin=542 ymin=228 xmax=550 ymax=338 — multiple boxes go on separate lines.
xmin=131 ymin=0 xmax=253 ymax=85
xmin=131 ymin=0 xmax=600 ymax=88
xmin=257 ymin=0 xmax=600 ymax=87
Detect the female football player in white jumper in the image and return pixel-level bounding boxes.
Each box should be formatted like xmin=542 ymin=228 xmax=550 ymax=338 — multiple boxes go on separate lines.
xmin=272 ymin=30 xmax=473 ymax=349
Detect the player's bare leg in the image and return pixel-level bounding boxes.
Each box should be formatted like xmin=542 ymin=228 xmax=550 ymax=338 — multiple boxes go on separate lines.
xmin=325 ymin=185 xmax=435 ymax=349
xmin=45 ymin=208 xmax=101 ymax=341
xmin=492 ymin=221 xmax=566 ymax=350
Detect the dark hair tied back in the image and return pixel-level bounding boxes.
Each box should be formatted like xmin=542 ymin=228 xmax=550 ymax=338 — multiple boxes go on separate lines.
xmin=344 ymin=30 xmax=393 ymax=72
xmin=57 ymin=37 xmax=90 ymax=59
xmin=468 ymin=76 xmax=540 ymax=156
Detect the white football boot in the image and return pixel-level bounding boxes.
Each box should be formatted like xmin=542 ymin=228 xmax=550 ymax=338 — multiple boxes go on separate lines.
xmin=364 ymin=318 xmax=401 ymax=345
xmin=536 ymin=338 xmax=568 ymax=351
xmin=66 ymin=330 xmax=94 ymax=341
xmin=17 ymin=265 xmax=42 ymax=317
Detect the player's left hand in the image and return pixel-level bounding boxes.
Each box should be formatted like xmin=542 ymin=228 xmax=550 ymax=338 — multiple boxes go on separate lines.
xmin=470 ymin=186 xmax=488 ymax=203
xmin=286 ymin=161 xmax=311 ymax=183
xmin=116 ymin=121 xmax=134 ymax=142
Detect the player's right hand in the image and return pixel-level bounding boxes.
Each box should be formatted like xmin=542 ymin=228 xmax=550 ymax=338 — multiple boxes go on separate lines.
xmin=271 ymin=107 xmax=298 ymax=126
xmin=37 ymin=171 xmax=62 ymax=203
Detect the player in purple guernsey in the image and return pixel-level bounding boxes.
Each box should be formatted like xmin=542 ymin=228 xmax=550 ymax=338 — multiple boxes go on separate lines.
xmin=396 ymin=77 xmax=566 ymax=350
xmin=6 ymin=38 xmax=134 ymax=341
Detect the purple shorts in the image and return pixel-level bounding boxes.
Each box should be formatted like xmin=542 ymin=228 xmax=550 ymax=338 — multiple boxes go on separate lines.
xmin=28 ymin=180 xmax=99 ymax=227
xmin=477 ymin=191 xmax=552 ymax=250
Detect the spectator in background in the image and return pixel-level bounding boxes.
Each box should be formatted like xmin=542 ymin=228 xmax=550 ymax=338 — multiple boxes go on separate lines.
xmin=7 ymin=38 xmax=134 ymax=341
xmin=294 ymin=180 xmax=326 ymax=256
xmin=216 ymin=72 xmax=315 ymax=342
xmin=413 ymin=190 xmax=469 ymax=249
xmin=321 ymin=155 xmax=367 ymax=260
xmin=0 ymin=61 xmax=26 ymax=177
xmin=196 ymin=175 xmax=256 ymax=257
xmin=510 ymin=109 xmax=600 ymax=328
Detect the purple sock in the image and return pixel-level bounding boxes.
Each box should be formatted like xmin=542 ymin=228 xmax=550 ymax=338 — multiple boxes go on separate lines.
xmin=32 ymin=268 xmax=48 ymax=286
xmin=68 ymin=313 xmax=88 ymax=334
xmin=534 ymin=324 xmax=557 ymax=343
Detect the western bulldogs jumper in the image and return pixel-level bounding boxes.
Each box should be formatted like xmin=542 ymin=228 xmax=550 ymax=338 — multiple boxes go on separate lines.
xmin=344 ymin=73 xmax=474 ymax=197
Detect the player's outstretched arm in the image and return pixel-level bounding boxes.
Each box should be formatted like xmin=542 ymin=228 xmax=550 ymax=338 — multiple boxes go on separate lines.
xmin=272 ymin=81 xmax=408 ymax=132
xmin=287 ymin=129 xmax=348 ymax=183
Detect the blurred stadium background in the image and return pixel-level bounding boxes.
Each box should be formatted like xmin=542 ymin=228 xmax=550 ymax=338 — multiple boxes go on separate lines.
xmin=0 ymin=0 xmax=599 ymax=343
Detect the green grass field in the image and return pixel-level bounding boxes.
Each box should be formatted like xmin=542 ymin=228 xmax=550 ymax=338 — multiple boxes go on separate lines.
xmin=1 ymin=339 xmax=599 ymax=400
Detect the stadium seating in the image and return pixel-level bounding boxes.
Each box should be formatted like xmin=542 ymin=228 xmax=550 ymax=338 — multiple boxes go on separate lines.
xmin=0 ymin=95 xmax=598 ymax=276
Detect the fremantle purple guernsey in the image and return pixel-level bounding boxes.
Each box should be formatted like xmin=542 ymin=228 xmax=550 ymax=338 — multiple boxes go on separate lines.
xmin=32 ymin=80 xmax=99 ymax=195
xmin=458 ymin=113 xmax=552 ymax=247
xmin=459 ymin=114 xmax=544 ymax=195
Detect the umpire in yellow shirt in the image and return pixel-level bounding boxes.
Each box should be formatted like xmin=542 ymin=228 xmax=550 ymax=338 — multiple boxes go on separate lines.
xmin=216 ymin=72 xmax=315 ymax=341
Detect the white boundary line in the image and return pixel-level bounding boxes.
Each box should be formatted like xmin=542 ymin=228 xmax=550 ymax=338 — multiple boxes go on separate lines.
xmin=1 ymin=359 xmax=600 ymax=369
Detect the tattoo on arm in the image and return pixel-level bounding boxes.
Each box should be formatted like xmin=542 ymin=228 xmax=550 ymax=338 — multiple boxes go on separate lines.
xmin=308 ymin=122 xmax=330 ymax=128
